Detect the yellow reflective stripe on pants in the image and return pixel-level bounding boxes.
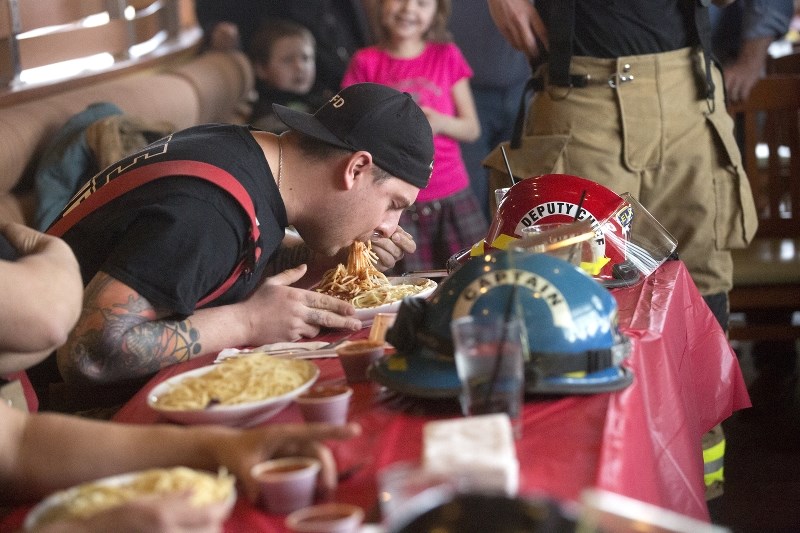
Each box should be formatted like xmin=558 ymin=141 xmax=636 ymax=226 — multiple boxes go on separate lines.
xmin=703 ymin=428 xmax=726 ymax=487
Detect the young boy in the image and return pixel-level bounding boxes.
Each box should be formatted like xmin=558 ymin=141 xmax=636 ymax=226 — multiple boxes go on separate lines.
xmin=248 ymin=19 xmax=324 ymax=133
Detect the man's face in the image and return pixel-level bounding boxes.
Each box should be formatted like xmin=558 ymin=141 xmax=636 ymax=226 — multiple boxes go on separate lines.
xmin=299 ymin=171 xmax=419 ymax=256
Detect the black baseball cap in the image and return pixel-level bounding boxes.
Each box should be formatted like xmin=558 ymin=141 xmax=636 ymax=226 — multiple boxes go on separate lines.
xmin=273 ymin=83 xmax=434 ymax=188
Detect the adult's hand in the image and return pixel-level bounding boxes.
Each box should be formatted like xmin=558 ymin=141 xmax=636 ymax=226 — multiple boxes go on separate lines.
xmin=722 ymin=36 xmax=772 ymax=104
xmin=487 ymin=0 xmax=548 ymax=59
xmin=208 ymin=21 xmax=240 ymax=51
xmin=245 ymin=265 xmax=362 ymax=342
xmin=370 ymin=227 xmax=416 ymax=272
xmin=210 ymin=422 xmax=362 ymax=504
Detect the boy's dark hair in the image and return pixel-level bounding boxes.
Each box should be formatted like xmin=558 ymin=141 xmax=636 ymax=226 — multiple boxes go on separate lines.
xmin=247 ymin=18 xmax=315 ymax=65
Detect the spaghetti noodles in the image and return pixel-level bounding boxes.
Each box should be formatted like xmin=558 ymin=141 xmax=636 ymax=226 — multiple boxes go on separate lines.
xmin=34 ymin=467 xmax=235 ymax=526
xmin=153 ymin=355 xmax=316 ymax=410
xmin=316 ymin=242 xmax=434 ymax=308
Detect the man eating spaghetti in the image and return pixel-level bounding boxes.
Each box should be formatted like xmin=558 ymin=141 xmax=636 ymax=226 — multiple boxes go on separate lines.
xmin=40 ymin=82 xmax=433 ymax=407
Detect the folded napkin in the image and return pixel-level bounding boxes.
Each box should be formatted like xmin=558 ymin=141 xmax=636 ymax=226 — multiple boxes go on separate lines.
xmin=215 ymin=341 xmax=330 ymax=363
xmin=422 ymin=413 xmax=519 ymax=496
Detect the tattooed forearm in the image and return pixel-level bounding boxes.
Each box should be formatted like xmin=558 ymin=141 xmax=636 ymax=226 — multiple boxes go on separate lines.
xmin=58 ymin=273 xmax=202 ymax=384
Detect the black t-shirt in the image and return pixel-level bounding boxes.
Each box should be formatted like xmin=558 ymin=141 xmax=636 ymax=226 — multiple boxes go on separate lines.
xmin=58 ymin=124 xmax=286 ymax=317
xmin=537 ymin=0 xmax=699 ymax=58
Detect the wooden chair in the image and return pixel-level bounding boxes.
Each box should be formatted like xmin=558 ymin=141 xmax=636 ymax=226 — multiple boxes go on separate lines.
xmin=768 ymin=51 xmax=800 ymax=75
xmin=727 ymin=75 xmax=800 ymax=342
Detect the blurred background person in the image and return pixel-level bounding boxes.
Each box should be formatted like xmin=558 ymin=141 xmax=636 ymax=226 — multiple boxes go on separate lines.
xmin=196 ymin=0 xmax=372 ymax=102
xmin=248 ymin=18 xmax=325 ymax=133
xmin=449 ymin=0 xmax=531 ymax=221
xmin=342 ymin=0 xmax=487 ymax=273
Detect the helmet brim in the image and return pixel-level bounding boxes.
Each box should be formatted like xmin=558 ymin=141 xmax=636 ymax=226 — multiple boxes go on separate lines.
xmin=368 ymin=349 xmax=461 ymax=399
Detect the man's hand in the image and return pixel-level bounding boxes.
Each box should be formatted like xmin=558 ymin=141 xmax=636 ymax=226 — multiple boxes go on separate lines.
xmin=210 ymin=422 xmax=362 ymax=504
xmin=487 ymin=0 xmax=548 ymax=59
xmin=723 ymin=36 xmax=773 ymax=104
xmin=370 ymin=227 xmax=416 ymax=272
xmin=245 ymin=265 xmax=362 ymax=342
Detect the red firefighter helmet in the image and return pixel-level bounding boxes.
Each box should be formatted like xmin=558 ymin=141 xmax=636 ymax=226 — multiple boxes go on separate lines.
xmin=474 ymin=174 xmax=633 ymax=281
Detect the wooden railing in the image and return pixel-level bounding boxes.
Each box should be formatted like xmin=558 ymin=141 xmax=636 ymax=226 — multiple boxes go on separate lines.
xmin=0 ymin=0 xmax=198 ymax=98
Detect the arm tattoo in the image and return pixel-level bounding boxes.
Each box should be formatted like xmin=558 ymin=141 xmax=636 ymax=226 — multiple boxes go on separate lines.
xmin=61 ymin=273 xmax=202 ymax=384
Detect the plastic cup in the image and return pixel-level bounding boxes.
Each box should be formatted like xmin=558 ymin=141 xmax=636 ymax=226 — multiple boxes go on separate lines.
xmin=450 ymin=315 xmax=525 ymax=438
xmin=251 ymin=457 xmax=321 ymax=515
xmin=295 ymin=383 xmax=353 ymax=425
xmin=377 ymin=461 xmax=458 ymax=527
xmin=336 ymin=340 xmax=385 ymax=383
xmin=285 ymin=503 xmax=365 ymax=533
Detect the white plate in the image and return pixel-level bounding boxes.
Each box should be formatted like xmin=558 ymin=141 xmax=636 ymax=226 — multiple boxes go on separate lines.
xmin=354 ymin=277 xmax=437 ymax=323
xmin=147 ymin=356 xmax=319 ymax=427
xmin=24 ymin=468 xmax=236 ymax=530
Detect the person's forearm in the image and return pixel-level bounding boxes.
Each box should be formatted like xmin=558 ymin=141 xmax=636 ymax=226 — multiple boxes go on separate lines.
xmin=56 ymin=270 xmax=258 ymax=384
xmin=436 ymin=114 xmax=481 ymax=143
xmin=3 ymin=404 xmax=232 ymax=503
xmin=736 ymin=36 xmax=773 ymax=72
xmin=0 ymin=236 xmax=82 ymax=353
xmin=57 ymin=303 xmax=250 ymax=384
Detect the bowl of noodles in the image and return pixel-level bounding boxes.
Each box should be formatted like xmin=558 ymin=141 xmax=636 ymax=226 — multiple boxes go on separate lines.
xmin=316 ymin=242 xmax=438 ymax=323
xmin=352 ymin=276 xmax=437 ymax=322
xmin=147 ymin=354 xmax=320 ymax=427
xmin=24 ymin=467 xmax=236 ymax=529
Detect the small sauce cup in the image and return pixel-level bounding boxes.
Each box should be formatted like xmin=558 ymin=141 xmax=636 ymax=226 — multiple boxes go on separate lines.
xmin=295 ymin=383 xmax=353 ymax=425
xmin=285 ymin=503 xmax=364 ymax=533
xmin=336 ymin=340 xmax=385 ymax=383
xmin=251 ymin=457 xmax=321 ymax=515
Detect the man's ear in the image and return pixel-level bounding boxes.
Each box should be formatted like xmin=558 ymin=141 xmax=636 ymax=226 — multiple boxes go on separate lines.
xmin=344 ymin=151 xmax=374 ymax=190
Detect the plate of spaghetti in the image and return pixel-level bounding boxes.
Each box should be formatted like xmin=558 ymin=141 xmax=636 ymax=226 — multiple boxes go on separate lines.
xmin=316 ymin=242 xmax=437 ymax=322
xmin=147 ymin=354 xmax=319 ymax=426
xmin=24 ymin=467 xmax=236 ymax=529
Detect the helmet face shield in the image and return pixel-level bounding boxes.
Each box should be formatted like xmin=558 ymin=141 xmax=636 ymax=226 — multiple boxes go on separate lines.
xmin=378 ymin=251 xmax=633 ymax=396
xmin=606 ymin=193 xmax=677 ymax=278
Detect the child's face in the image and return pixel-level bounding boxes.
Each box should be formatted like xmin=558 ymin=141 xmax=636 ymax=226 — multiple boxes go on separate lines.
xmin=380 ymin=0 xmax=438 ymax=42
xmin=256 ymin=35 xmax=316 ymax=95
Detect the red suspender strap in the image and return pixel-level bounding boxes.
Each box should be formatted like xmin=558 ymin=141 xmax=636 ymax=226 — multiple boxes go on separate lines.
xmin=47 ymin=160 xmax=262 ymax=308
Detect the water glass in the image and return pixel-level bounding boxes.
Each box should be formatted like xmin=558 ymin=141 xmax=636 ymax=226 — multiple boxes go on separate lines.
xmin=450 ymin=315 xmax=525 ymax=437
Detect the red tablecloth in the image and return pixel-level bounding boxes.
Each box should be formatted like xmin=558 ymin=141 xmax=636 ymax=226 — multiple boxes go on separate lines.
xmin=2 ymin=261 xmax=749 ymax=532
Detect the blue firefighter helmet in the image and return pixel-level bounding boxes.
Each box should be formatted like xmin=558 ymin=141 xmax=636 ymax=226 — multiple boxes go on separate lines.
xmin=372 ymin=250 xmax=633 ymax=396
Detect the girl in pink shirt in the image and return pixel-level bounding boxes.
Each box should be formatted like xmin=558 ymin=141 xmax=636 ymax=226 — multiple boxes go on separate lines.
xmin=342 ymin=0 xmax=488 ymax=273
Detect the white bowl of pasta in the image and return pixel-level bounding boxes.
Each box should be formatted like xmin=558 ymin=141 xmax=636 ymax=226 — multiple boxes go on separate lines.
xmin=315 ymin=242 xmax=437 ymax=324
xmin=147 ymin=354 xmax=320 ymax=427
xmin=24 ymin=467 xmax=236 ymax=529
xmin=352 ymin=276 xmax=437 ymax=323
